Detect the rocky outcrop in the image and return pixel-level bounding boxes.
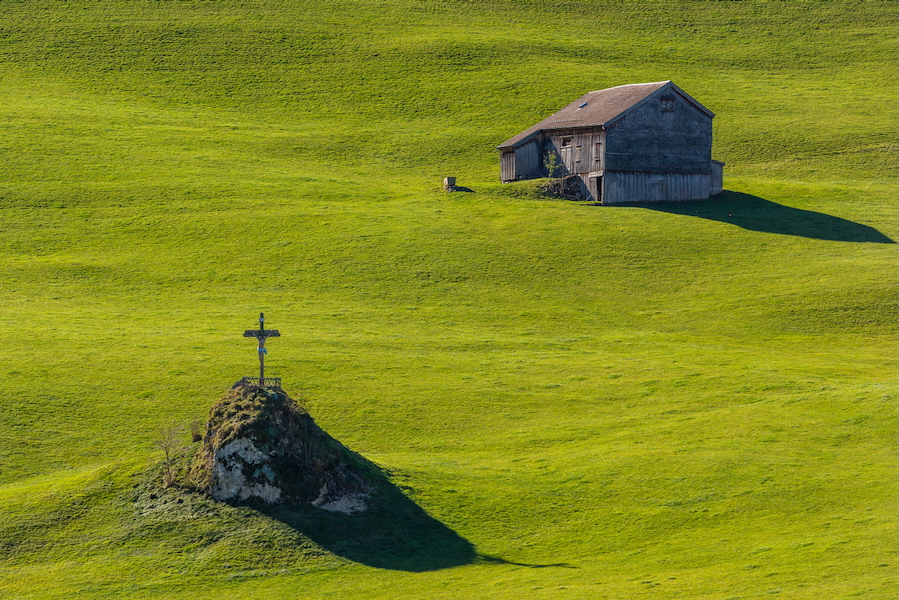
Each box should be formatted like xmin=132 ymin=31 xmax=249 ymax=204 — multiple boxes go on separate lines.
xmin=189 ymin=384 xmax=374 ymax=512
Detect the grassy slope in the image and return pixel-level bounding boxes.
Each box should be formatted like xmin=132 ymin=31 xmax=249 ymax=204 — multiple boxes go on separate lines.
xmin=0 ymin=0 xmax=895 ymax=598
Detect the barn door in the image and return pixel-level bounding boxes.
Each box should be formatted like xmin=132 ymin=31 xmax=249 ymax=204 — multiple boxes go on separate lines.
xmin=590 ymin=176 xmax=603 ymax=204
xmin=560 ymin=136 xmax=574 ymax=172
xmin=650 ymin=174 xmax=666 ymax=201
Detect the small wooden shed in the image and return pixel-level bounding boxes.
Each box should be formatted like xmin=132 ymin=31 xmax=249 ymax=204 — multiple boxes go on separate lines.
xmin=497 ymin=81 xmax=724 ymax=204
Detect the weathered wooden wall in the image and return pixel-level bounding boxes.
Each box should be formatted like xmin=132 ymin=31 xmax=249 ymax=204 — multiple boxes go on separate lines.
xmin=500 ymin=150 xmax=515 ymax=182
xmin=501 ymin=139 xmax=543 ymax=182
xmin=516 ymin=140 xmax=541 ymax=179
xmin=711 ymin=160 xmax=724 ymax=195
xmin=601 ymin=171 xmax=712 ymax=204
xmin=604 ymin=93 xmax=712 ymax=174
xmin=542 ymin=128 xmax=604 ymax=176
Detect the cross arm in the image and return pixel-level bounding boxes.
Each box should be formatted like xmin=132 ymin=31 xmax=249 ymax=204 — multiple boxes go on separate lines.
xmin=244 ymin=330 xmax=281 ymax=339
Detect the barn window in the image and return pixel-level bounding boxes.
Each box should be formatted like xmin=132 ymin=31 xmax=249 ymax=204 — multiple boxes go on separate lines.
xmin=561 ymin=137 xmax=572 ymax=148
xmin=661 ymin=97 xmax=675 ymax=112
xmin=575 ymin=145 xmax=581 ymax=163
xmin=594 ymin=143 xmax=601 ymax=162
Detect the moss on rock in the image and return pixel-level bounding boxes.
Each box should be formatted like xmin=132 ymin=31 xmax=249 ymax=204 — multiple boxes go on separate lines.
xmin=188 ymin=384 xmax=374 ymax=509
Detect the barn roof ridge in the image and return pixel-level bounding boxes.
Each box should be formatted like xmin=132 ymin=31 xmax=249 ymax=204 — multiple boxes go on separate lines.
xmin=587 ymin=80 xmax=672 ymax=93
xmin=497 ymin=80 xmax=713 ymax=149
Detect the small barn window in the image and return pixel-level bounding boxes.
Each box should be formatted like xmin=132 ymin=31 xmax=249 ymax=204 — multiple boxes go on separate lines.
xmin=661 ymin=97 xmax=675 ymax=112
xmin=594 ymin=143 xmax=601 ymax=162
xmin=561 ymin=137 xmax=572 ymax=148
xmin=575 ymin=145 xmax=581 ymax=163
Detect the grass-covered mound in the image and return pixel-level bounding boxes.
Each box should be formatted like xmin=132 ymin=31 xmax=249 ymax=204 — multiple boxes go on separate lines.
xmin=189 ymin=384 xmax=375 ymax=509
xmin=148 ymin=384 xmax=478 ymax=573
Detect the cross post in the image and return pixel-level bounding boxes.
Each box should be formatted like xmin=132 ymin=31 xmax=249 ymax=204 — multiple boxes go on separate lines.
xmin=244 ymin=312 xmax=280 ymax=385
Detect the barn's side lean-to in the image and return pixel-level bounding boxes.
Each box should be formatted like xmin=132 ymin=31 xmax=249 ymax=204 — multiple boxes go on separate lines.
xmin=498 ymin=81 xmax=724 ymax=204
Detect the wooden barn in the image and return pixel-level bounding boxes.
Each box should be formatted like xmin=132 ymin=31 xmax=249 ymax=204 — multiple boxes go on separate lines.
xmin=497 ymin=81 xmax=724 ymax=204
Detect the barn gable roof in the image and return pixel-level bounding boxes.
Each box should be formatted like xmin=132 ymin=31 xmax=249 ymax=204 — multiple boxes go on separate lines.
xmin=497 ymin=81 xmax=714 ymax=149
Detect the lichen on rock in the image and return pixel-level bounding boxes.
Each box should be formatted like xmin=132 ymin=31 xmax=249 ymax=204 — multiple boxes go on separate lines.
xmin=188 ymin=383 xmax=374 ymax=511
xmin=210 ymin=438 xmax=283 ymax=503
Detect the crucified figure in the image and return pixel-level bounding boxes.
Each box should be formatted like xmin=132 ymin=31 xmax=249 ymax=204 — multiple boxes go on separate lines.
xmin=243 ymin=312 xmax=280 ymax=385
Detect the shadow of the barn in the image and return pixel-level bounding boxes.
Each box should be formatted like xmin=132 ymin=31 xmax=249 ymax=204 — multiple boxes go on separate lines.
xmin=627 ymin=191 xmax=895 ymax=243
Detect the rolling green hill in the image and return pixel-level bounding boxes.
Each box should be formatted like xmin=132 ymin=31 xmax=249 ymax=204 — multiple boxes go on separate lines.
xmin=0 ymin=1 xmax=895 ymax=598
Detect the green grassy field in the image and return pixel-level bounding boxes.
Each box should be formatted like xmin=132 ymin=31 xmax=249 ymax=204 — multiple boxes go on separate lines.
xmin=0 ymin=0 xmax=896 ymax=598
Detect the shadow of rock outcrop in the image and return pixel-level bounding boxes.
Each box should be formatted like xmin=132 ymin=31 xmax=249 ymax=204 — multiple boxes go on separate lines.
xmin=629 ymin=191 xmax=894 ymax=243
xmin=260 ymin=478 xmax=475 ymax=572
xmin=187 ymin=383 xmax=475 ymax=571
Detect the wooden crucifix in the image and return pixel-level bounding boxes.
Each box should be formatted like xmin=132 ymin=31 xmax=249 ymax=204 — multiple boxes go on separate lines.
xmin=244 ymin=312 xmax=280 ymax=385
